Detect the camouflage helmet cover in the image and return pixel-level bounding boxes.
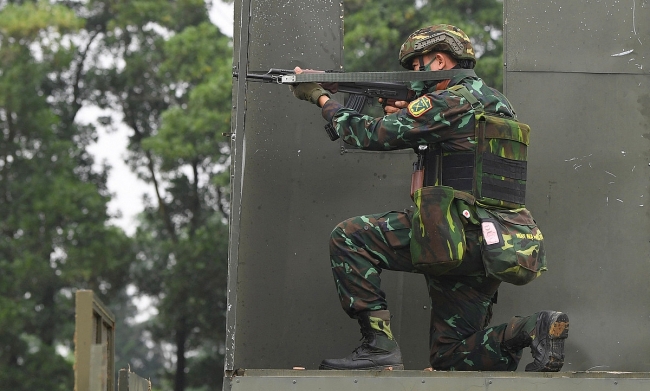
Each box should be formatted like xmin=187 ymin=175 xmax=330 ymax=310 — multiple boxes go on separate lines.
xmin=398 ymin=24 xmax=476 ymax=69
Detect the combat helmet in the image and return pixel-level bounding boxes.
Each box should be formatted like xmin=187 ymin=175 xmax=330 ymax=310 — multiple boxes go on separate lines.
xmin=398 ymin=24 xmax=476 ymax=69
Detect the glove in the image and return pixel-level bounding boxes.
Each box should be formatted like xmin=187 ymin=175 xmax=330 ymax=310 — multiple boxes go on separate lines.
xmin=290 ymin=82 xmax=331 ymax=106
xmin=319 ymin=82 xmax=339 ymax=94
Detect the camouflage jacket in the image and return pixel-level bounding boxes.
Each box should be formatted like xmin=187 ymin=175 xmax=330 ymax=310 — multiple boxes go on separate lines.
xmin=321 ymin=73 xmax=516 ymax=152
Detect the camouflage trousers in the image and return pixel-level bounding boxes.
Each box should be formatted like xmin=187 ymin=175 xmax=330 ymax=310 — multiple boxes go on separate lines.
xmin=329 ymin=209 xmax=522 ymax=371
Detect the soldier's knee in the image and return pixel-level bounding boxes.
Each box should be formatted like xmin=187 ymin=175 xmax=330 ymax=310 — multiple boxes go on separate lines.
xmin=330 ymin=217 xmax=365 ymax=251
xmin=331 ymin=217 xmax=361 ymax=238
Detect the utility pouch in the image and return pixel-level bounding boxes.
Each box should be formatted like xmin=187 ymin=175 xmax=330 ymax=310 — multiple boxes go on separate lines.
xmin=475 ymin=206 xmax=546 ymax=285
xmin=410 ymin=186 xmax=474 ymax=275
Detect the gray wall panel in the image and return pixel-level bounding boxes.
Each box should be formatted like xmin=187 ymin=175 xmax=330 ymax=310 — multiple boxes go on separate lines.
xmin=504 ymin=1 xmax=650 ymax=372
xmin=505 ymin=0 xmax=649 ymax=74
xmin=227 ymin=0 xmax=431 ymax=371
xmin=228 ymin=0 xmax=650 ymax=377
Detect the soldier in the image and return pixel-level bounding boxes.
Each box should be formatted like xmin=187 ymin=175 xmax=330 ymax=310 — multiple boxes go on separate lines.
xmin=291 ymin=24 xmax=569 ymax=371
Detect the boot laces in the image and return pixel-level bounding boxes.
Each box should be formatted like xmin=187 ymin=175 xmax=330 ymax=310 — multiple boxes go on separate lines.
xmin=352 ymin=328 xmax=375 ymax=353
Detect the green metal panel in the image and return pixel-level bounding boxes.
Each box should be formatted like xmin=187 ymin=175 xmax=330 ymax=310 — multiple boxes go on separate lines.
xmin=503 ymin=0 xmax=650 ymax=373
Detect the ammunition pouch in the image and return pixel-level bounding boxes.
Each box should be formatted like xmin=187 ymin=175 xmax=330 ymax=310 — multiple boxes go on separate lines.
xmin=475 ymin=207 xmax=546 ymax=285
xmin=410 ymin=187 xmax=546 ymax=283
xmin=410 ymin=186 xmax=476 ymax=275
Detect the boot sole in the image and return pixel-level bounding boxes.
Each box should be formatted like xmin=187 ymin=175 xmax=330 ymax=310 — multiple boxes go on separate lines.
xmin=319 ymin=364 xmax=404 ymax=371
xmin=527 ymin=312 xmax=569 ymax=372
xmin=549 ymin=313 xmax=569 ymax=339
xmin=544 ymin=313 xmax=569 ymax=371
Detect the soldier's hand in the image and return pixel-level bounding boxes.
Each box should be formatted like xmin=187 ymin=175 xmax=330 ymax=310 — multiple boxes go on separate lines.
xmin=290 ymin=82 xmax=331 ymax=106
xmin=380 ymin=98 xmax=409 ymax=114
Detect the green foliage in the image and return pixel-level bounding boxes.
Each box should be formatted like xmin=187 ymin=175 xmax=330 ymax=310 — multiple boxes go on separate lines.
xmin=109 ymin=0 xmax=209 ymax=31
xmin=132 ymin=214 xmax=229 ymax=390
xmin=0 ymin=0 xmax=83 ymax=39
xmin=144 ymin=22 xmax=232 ymax=170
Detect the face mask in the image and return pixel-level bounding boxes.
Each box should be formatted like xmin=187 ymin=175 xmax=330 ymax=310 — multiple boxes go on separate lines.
xmin=422 ymin=57 xmax=436 ymax=72
xmin=409 ymin=55 xmax=438 ymax=96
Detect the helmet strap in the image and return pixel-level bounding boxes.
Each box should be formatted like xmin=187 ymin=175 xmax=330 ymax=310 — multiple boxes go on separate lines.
xmin=419 ymin=55 xmax=437 ymax=72
xmin=417 ymin=57 xmax=425 ymax=71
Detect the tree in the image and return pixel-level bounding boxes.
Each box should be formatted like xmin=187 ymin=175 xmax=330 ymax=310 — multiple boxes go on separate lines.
xmin=343 ymin=0 xmax=504 ymax=89
xmin=100 ymin=3 xmax=233 ymax=390
xmin=0 ymin=1 xmax=134 ymax=389
xmin=1 ymin=1 xmax=232 ymax=390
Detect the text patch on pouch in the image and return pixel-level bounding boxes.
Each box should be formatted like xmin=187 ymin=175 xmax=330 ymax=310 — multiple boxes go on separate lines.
xmin=408 ymin=96 xmax=433 ymax=117
xmin=481 ymin=220 xmax=502 ymax=246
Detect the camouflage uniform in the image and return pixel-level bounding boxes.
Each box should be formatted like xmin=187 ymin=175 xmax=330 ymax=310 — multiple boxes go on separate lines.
xmin=321 ymin=72 xmax=529 ymax=370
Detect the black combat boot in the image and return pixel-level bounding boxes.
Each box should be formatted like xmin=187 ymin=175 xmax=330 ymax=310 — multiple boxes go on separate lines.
xmin=319 ymin=310 xmax=404 ymax=370
xmin=503 ymin=310 xmax=570 ymax=372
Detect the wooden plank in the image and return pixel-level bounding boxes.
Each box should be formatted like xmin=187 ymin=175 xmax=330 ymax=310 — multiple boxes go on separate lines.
xmin=74 ymin=290 xmax=116 ymax=391
xmin=118 ymin=368 xmax=151 ymax=391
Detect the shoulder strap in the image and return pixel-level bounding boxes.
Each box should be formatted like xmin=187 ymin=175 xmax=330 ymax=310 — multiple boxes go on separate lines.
xmin=447 ymin=85 xmax=483 ymax=111
xmin=286 ymin=69 xmax=477 ymax=83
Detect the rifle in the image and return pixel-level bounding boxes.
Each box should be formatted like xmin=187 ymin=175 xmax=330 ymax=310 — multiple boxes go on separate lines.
xmin=234 ymin=68 xmax=416 ymax=141
xmin=234 ymin=68 xmax=477 ymax=140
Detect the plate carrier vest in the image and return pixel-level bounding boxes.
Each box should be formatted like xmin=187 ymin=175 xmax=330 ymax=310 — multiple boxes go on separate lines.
xmin=422 ymin=85 xmax=530 ymax=209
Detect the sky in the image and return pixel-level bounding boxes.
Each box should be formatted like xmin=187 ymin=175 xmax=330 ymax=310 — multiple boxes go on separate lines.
xmin=86 ymin=1 xmax=235 ymax=235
